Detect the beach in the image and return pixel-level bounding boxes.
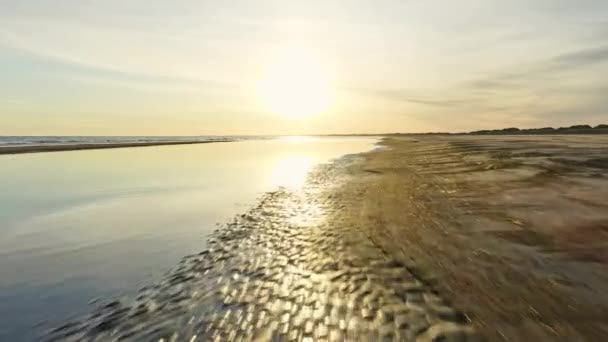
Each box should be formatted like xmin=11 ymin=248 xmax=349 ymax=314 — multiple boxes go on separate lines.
xmin=41 ymin=135 xmax=608 ymax=341
xmin=5 ymin=1 xmax=607 ymax=340
xmin=345 ymin=136 xmax=608 ymax=340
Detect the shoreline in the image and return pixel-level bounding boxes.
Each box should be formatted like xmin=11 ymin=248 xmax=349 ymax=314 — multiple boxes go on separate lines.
xmin=0 ymin=140 xmax=233 ymax=155
xmin=44 ymin=134 xmax=608 ymax=340
xmin=47 ymin=147 xmax=478 ymax=341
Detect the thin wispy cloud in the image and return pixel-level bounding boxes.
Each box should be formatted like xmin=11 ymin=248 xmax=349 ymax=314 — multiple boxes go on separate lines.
xmin=554 ymin=45 xmax=608 ymax=67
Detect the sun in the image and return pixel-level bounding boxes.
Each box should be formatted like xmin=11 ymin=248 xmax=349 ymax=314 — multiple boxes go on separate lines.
xmin=258 ymin=48 xmax=334 ymax=118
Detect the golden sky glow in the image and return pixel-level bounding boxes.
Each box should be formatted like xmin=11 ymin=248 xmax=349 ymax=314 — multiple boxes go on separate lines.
xmin=258 ymin=47 xmax=334 ymax=119
xmin=1 ymin=1 xmax=607 ymax=135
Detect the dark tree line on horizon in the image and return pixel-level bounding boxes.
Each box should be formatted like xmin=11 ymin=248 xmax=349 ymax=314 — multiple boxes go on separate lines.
xmin=467 ymin=124 xmax=608 ymax=135
xmin=391 ymin=124 xmax=608 ymax=136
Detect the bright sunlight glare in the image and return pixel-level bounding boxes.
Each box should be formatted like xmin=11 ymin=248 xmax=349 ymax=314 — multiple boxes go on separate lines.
xmin=258 ymin=47 xmax=334 ymax=118
xmin=271 ymin=155 xmax=314 ymax=189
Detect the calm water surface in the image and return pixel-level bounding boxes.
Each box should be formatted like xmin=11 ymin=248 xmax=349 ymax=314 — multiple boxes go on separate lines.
xmin=0 ymin=137 xmax=377 ymax=340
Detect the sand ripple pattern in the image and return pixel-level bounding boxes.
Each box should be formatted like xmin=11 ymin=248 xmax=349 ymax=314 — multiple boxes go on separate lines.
xmin=48 ymin=161 xmax=477 ymax=341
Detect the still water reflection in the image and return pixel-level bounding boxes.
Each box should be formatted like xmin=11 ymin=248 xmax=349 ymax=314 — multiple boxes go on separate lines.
xmin=0 ymin=137 xmax=376 ymax=340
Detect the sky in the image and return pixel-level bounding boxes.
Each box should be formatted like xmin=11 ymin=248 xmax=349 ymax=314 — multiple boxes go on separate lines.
xmin=1 ymin=0 xmax=607 ymax=135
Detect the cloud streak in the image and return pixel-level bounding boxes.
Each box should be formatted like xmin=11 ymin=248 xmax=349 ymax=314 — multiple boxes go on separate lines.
xmin=341 ymin=37 xmax=608 ymax=130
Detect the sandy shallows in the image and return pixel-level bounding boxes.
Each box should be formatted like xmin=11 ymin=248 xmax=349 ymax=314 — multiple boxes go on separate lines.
xmin=47 ymin=155 xmax=476 ymax=341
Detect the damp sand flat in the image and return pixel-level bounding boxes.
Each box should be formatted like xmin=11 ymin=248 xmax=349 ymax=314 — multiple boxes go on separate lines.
xmin=353 ymin=135 xmax=608 ymax=340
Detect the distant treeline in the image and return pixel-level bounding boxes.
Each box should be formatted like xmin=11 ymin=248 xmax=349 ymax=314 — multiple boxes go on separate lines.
xmin=391 ymin=124 xmax=608 ymax=136
xmin=467 ymin=124 xmax=608 ymax=135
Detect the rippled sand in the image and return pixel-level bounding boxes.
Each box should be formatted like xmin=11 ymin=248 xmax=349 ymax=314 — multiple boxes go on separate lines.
xmin=48 ymin=154 xmax=476 ymax=341
xmin=354 ymin=135 xmax=608 ymax=340
xmin=48 ymin=135 xmax=608 ymax=341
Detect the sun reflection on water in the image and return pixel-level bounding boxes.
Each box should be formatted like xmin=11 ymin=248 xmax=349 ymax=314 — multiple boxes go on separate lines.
xmin=279 ymin=136 xmax=317 ymax=143
xmin=271 ymin=155 xmax=314 ymax=189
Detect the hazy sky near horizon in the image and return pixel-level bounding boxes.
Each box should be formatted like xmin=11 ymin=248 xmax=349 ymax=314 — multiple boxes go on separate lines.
xmin=1 ymin=0 xmax=607 ymax=135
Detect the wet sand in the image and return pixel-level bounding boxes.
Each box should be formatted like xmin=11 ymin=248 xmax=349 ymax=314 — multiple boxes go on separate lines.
xmin=355 ymin=135 xmax=608 ymax=340
xmin=48 ymin=135 xmax=608 ymax=341
xmin=0 ymin=140 xmax=230 ymax=155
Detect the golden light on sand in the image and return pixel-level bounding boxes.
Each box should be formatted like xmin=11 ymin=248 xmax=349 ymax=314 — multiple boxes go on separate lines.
xmin=259 ymin=48 xmax=334 ymax=118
